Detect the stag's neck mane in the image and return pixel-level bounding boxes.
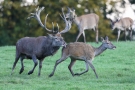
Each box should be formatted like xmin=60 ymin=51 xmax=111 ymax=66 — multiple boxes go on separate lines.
xmin=93 ymin=44 xmax=107 ymax=56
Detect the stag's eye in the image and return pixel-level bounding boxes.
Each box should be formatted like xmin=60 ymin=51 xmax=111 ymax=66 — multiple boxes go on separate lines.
xmin=55 ymin=37 xmax=58 ymax=39
xmin=54 ymin=37 xmax=59 ymax=41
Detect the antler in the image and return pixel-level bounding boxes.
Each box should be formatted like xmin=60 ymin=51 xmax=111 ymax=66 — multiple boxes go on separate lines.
xmin=45 ymin=14 xmax=58 ymax=34
xmin=27 ymin=6 xmax=57 ymax=33
xmin=59 ymin=8 xmax=72 ymax=34
xmin=67 ymin=7 xmax=71 ymax=13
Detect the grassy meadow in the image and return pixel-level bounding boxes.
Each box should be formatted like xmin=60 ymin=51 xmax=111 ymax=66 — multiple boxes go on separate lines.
xmin=0 ymin=41 xmax=135 ymax=90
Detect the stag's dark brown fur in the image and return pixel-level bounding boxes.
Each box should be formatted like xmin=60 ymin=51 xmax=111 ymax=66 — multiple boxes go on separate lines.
xmin=11 ymin=6 xmax=72 ymax=76
xmin=11 ymin=34 xmax=66 ymax=76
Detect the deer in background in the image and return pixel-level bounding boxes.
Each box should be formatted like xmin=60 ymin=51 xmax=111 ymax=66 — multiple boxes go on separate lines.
xmin=11 ymin=7 xmax=72 ymax=76
xmin=49 ymin=36 xmax=116 ymax=78
xmin=110 ymin=17 xmax=133 ymax=42
xmin=64 ymin=7 xmax=99 ymax=43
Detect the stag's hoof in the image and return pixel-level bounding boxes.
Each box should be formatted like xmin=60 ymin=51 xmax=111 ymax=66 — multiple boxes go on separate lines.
xmin=49 ymin=74 xmax=53 ymax=77
xmin=28 ymin=71 xmax=33 ymax=75
xmin=19 ymin=68 xmax=24 ymax=74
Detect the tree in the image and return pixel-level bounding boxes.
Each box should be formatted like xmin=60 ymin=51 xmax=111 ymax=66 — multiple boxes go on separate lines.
xmin=0 ymin=0 xmax=118 ymax=46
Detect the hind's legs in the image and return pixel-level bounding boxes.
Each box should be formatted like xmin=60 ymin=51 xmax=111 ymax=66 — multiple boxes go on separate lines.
xmin=49 ymin=55 xmax=68 ymax=77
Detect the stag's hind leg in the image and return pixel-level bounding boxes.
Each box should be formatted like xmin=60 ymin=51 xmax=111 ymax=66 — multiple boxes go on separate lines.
xmin=28 ymin=55 xmax=38 ymax=75
xmin=11 ymin=52 xmax=21 ymax=75
xmin=19 ymin=56 xmax=25 ymax=74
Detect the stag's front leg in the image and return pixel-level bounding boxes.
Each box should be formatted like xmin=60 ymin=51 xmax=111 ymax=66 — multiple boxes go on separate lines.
xmin=28 ymin=55 xmax=38 ymax=75
xmin=117 ymin=30 xmax=121 ymax=42
xmin=74 ymin=60 xmax=89 ymax=76
xmin=38 ymin=59 xmax=43 ymax=76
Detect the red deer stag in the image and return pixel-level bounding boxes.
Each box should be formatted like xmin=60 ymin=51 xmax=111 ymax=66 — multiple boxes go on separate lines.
xmin=64 ymin=7 xmax=99 ymax=43
xmin=11 ymin=7 xmax=72 ymax=76
xmin=49 ymin=36 xmax=116 ymax=78
xmin=110 ymin=17 xmax=133 ymax=42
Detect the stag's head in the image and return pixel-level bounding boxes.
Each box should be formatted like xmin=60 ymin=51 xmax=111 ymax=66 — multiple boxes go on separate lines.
xmin=65 ymin=7 xmax=77 ymax=20
xmin=101 ymin=36 xmax=116 ymax=50
xmin=27 ymin=6 xmax=72 ymax=47
xmin=46 ymin=33 xmax=66 ymax=47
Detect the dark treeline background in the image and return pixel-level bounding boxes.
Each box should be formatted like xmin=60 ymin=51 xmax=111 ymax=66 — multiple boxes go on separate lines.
xmin=0 ymin=0 xmax=135 ymax=46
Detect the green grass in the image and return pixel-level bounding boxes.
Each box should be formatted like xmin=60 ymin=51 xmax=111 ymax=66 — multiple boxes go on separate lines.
xmin=0 ymin=41 xmax=135 ymax=90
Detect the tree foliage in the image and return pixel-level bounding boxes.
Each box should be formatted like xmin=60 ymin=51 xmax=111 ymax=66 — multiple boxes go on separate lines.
xmin=0 ymin=0 xmax=132 ymax=46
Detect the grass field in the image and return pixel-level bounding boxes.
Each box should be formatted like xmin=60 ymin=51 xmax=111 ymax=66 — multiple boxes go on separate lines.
xmin=0 ymin=41 xmax=135 ymax=90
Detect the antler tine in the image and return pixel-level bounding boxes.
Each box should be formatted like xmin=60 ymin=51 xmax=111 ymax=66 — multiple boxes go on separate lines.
xmin=27 ymin=6 xmax=40 ymax=20
xmin=59 ymin=8 xmax=67 ymax=22
xmin=62 ymin=8 xmax=66 ymax=21
xmin=35 ymin=6 xmax=39 ymax=12
xmin=44 ymin=14 xmax=55 ymax=33
xmin=67 ymin=7 xmax=71 ymax=12
xmin=52 ymin=22 xmax=54 ymax=31
xmin=59 ymin=8 xmax=72 ymax=34
xmin=59 ymin=13 xmax=64 ymax=21
xmin=27 ymin=6 xmax=53 ymax=33
xmin=37 ymin=7 xmax=44 ymax=16
xmin=56 ymin=23 xmax=59 ymax=32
